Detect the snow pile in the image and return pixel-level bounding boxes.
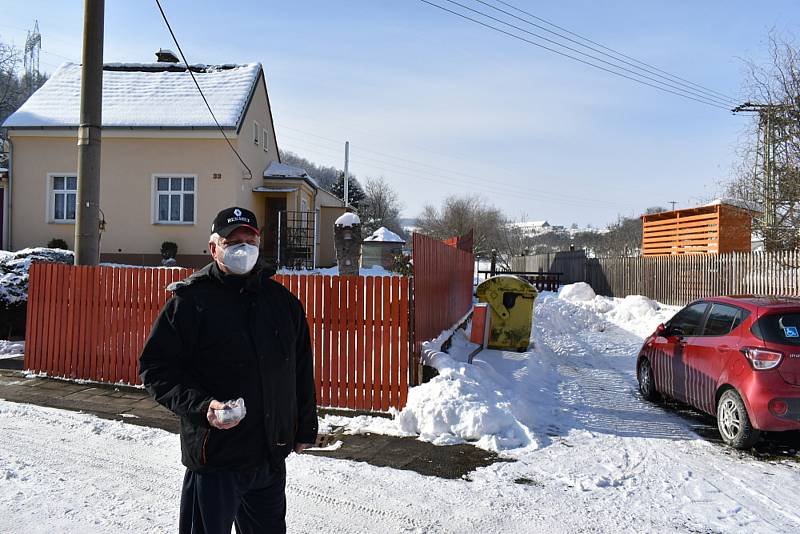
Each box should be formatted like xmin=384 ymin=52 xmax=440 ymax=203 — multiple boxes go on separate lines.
xmin=396 ymin=345 xmax=536 ymax=451
xmin=557 ymin=283 xmax=676 ymax=338
xmin=0 ymin=248 xmax=74 ymax=305
xmin=334 ymin=212 xmax=361 ymax=227
xmin=2 ymin=62 xmax=260 ymax=129
xmin=324 ymin=284 xmax=676 ymax=453
xmin=364 ymin=227 xmax=405 ymax=243
xmin=558 ymin=281 xmax=596 ymax=302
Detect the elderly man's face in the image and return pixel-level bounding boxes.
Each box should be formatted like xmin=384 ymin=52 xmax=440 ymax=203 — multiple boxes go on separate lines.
xmin=210 ymin=227 xmax=260 ymax=272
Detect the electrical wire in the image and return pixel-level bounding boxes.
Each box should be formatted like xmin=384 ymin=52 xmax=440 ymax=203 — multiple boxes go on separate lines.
xmin=476 ymin=0 xmax=737 ymax=105
xmin=154 ymin=0 xmax=253 ymax=178
xmin=437 ymin=0 xmax=733 ymax=108
xmin=490 ymin=0 xmax=736 ymax=104
xmin=440 ymin=0 xmax=732 ymax=107
xmin=279 ymin=137 xmax=642 ymax=211
xmin=416 ymin=0 xmax=731 ymax=110
xmin=277 ymin=124 xmax=659 ymax=200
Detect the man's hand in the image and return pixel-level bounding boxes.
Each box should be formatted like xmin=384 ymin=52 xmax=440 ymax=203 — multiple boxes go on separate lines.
xmin=207 ymin=399 xmax=241 ymax=430
xmin=294 ymin=443 xmax=313 ymax=454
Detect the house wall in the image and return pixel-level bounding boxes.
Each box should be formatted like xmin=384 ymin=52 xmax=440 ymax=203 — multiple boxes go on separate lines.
xmin=8 ymin=132 xmax=255 ymax=265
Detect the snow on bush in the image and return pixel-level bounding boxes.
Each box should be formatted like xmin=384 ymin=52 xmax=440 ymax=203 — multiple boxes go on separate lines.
xmin=0 ymin=248 xmax=74 ymax=305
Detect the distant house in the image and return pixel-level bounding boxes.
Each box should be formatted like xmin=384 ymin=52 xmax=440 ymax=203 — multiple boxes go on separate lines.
xmin=1 ymin=52 xmax=344 ymax=267
xmin=509 ymin=220 xmax=553 ymax=238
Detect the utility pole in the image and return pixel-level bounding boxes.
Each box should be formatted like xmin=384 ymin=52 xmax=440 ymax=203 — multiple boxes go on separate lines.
xmin=669 ymin=201 xmax=677 ymax=211
xmin=74 ymin=0 xmax=104 ymax=265
xmin=732 ymin=101 xmax=790 ymax=251
xmin=343 ymin=141 xmax=350 ymax=207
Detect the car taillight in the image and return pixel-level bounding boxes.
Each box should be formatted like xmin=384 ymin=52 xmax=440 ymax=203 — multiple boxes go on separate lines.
xmin=769 ymin=399 xmax=789 ymax=416
xmin=741 ymin=347 xmax=783 ymax=370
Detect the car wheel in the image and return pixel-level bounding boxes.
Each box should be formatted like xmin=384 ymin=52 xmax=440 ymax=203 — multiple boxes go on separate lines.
xmin=716 ymin=389 xmax=760 ymax=449
xmin=637 ymin=358 xmax=660 ymax=401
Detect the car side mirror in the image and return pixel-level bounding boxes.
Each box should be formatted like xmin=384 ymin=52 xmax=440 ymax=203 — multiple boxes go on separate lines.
xmin=656 ymin=323 xmax=666 ymax=335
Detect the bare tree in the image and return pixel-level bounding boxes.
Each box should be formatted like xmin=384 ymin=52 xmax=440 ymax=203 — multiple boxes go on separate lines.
xmin=359 ymin=177 xmax=404 ymax=237
xmin=0 ymin=37 xmax=21 ymax=159
xmin=416 ymin=195 xmax=507 ymax=258
xmin=727 ymin=32 xmax=800 ymax=251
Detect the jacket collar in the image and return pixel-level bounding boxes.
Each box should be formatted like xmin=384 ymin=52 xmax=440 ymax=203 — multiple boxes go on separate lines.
xmin=167 ymin=261 xmax=272 ymax=293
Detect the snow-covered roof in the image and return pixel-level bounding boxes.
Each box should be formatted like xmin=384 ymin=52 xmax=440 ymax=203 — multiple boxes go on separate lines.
xmin=2 ymin=62 xmax=261 ymax=129
xmin=263 ymin=161 xmax=319 ymax=189
xmin=364 ymin=227 xmax=405 ymax=243
xmin=703 ymin=198 xmax=763 ymax=213
xmin=335 ymin=212 xmax=361 ymax=227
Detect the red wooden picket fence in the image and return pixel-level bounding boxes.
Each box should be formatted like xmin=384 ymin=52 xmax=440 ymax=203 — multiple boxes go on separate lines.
xmin=412 ymin=233 xmax=475 ymax=360
xmin=24 ymin=262 xmax=411 ymax=411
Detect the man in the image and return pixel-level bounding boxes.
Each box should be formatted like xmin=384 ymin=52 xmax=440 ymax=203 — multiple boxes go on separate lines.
xmin=140 ymin=206 xmax=318 ymax=534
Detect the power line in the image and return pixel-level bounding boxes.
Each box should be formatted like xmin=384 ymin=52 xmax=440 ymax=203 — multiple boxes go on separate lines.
xmin=441 ymin=0 xmax=733 ymax=107
xmin=488 ymin=0 xmax=737 ymax=104
xmin=153 ymin=0 xmax=252 ymax=178
xmin=436 ymin=0 xmax=733 ymax=108
xmin=416 ymin=0 xmax=731 ymax=110
xmin=277 ymin=123 xmax=660 ymax=199
xmin=280 ymin=136 xmax=642 ymax=211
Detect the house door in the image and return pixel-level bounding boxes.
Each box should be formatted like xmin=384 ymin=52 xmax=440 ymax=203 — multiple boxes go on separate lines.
xmin=262 ymin=196 xmax=286 ymax=266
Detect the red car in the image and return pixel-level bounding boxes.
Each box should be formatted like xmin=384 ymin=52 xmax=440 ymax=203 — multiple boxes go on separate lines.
xmin=637 ymin=296 xmax=800 ymax=449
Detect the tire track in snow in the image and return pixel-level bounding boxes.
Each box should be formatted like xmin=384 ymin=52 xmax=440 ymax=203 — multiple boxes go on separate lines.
xmin=286 ymin=482 xmax=443 ymax=533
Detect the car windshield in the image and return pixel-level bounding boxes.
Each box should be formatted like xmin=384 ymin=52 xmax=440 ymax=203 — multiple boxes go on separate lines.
xmin=752 ymin=313 xmax=800 ymax=346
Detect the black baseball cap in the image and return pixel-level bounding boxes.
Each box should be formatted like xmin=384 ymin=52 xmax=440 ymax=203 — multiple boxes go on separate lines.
xmin=211 ymin=207 xmax=260 ymax=237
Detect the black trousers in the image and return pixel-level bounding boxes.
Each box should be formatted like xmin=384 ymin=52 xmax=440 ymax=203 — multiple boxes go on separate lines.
xmin=179 ymin=463 xmax=286 ymax=534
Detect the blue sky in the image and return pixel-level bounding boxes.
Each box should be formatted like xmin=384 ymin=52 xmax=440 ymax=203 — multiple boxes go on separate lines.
xmin=2 ymin=1 xmax=798 ymax=227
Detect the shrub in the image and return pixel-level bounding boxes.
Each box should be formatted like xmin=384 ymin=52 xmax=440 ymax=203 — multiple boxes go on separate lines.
xmin=47 ymin=238 xmax=69 ymax=250
xmin=161 ymin=241 xmax=178 ymax=259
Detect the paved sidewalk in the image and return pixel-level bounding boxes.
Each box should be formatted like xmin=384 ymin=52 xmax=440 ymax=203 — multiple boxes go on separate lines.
xmin=0 ymin=358 xmax=504 ymax=479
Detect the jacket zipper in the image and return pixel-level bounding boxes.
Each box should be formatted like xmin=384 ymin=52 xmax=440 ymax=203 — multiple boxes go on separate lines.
xmin=201 ymin=429 xmax=211 ymax=465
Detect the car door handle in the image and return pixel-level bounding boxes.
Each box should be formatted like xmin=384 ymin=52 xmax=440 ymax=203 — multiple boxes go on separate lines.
xmin=718 ymin=345 xmax=732 ymax=353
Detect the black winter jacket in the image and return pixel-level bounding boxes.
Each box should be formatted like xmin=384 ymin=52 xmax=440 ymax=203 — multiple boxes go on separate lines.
xmin=139 ymin=262 xmax=318 ymax=473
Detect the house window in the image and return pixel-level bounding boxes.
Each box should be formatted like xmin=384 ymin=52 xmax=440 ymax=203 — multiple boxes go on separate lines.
xmin=253 ymin=121 xmax=260 ymax=145
xmin=155 ymin=176 xmax=195 ymax=223
xmin=263 ymin=128 xmax=268 ymax=152
xmin=51 ymin=175 xmax=77 ymax=222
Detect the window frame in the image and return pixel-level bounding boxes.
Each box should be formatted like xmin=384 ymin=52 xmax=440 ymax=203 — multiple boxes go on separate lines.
xmin=701 ymin=303 xmax=750 ymax=337
xmin=667 ymin=301 xmax=710 ymax=337
xmin=263 ymin=128 xmax=269 ymax=152
xmin=151 ymin=174 xmax=197 ymax=225
xmin=47 ymin=172 xmax=78 ymax=224
xmin=253 ymin=121 xmax=260 ymax=145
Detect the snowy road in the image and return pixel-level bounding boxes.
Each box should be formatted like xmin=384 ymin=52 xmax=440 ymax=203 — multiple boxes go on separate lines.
xmin=2 ymin=287 xmax=800 ymax=532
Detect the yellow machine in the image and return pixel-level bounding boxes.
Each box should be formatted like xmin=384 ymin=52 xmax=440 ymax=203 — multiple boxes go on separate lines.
xmin=475 ymin=275 xmax=538 ymax=352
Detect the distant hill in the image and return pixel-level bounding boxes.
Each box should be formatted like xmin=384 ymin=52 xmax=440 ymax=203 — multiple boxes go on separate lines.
xmin=279 ymin=149 xmax=342 ymax=193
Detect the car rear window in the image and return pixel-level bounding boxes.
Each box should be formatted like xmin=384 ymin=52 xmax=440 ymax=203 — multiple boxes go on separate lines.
xmin=751 ymin=313 xmax=800 ymax=346
xmin=703 ymin=304 xmax=749 ymax=336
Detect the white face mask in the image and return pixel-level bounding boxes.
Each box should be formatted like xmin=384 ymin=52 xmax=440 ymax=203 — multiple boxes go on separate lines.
xmin=219 ymin=243 xmax=259 ymax=275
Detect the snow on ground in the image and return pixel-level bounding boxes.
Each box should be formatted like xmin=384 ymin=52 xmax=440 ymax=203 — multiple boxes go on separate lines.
xmin=3 ymin=284 xmax=800 ymax=532
xmin=0 ymin=340 xmax=24 ymax=359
